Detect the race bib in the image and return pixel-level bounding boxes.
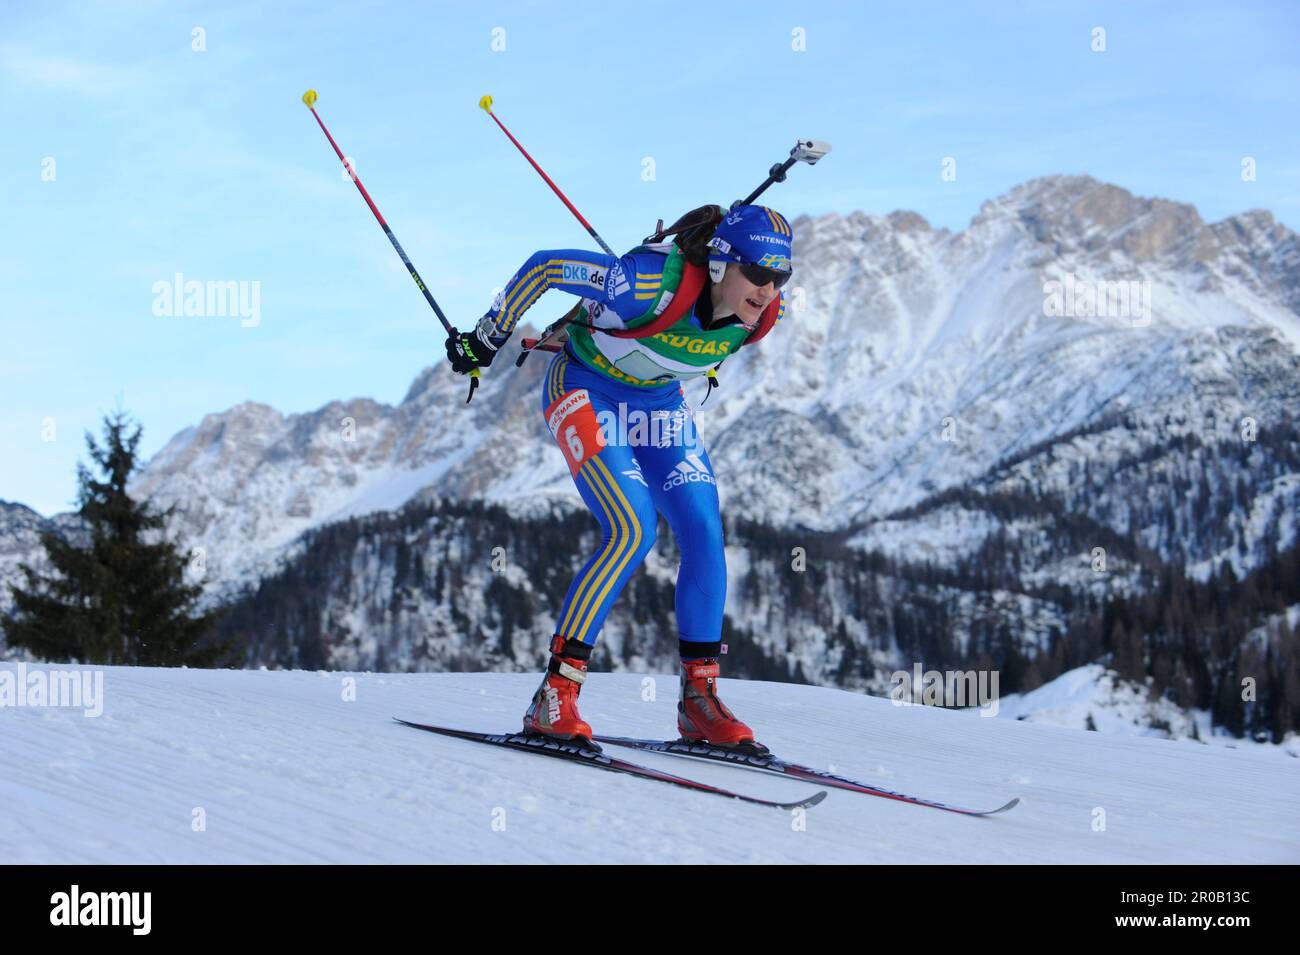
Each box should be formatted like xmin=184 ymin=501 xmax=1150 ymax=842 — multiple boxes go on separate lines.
xmin=545 ymin=388 xmax=606 ymax=476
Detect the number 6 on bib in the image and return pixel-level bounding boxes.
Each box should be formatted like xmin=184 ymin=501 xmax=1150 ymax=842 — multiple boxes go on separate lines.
xmin=545 ymin=388 xmax=606 ymax=476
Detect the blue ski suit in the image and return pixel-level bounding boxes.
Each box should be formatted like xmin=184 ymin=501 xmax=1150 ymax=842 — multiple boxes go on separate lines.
xmin=479 ymin=245 xmax=767 ymax=652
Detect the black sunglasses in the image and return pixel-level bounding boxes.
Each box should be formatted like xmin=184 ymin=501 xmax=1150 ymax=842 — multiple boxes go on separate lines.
xmin=738 ymin=261 xmax=792 ymax=290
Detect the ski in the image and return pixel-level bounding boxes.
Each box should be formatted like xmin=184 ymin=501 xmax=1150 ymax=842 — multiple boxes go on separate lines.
xmin=394 ymin=719 xmax=827 ymax=811
xmin=594 ymin=736 xmax=1019 ymax=817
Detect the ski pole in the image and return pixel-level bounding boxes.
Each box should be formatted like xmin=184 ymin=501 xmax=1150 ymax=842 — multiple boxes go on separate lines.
xmin=479 ymin=95 xmax=620 ymax=364
xmin=478 ymin=95 xmax=615 ymax=257
xmin=302 ymin=89 xmax=481 ymax=403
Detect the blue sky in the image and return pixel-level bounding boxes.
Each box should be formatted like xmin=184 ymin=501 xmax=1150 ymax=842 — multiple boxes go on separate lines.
xmin=3 ymin=0 xmax=1298 ymax=515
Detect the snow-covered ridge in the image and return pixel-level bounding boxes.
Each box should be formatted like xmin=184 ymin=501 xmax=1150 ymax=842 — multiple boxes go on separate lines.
xmin=991 ymin=661 xmax=1300 ymax=757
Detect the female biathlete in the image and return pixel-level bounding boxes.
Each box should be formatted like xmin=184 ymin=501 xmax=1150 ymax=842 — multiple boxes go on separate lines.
xmin=447 ymin=204 xmax=793 ymax=751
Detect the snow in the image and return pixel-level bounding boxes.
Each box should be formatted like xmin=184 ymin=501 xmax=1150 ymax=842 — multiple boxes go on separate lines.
xmin=989 ymin=663 xmax=1300 ymax=756
xmin=992 ymin=664 xmax=1197 ymax=737
xmin=847 ymin=506 xmax=1001 ymax=563
xmin=323 ymin=461 xmax=460 ymax=524
xmin=2 ymin=663 xmax=1296 ymax=864
xmin=1186 ymin=473 xmax=1300 ymax=581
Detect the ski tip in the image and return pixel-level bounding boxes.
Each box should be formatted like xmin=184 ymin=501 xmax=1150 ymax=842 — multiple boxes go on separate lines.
xmin=768 ymin=791 xmax=826 ymax=811
xmin=479 ymin=94 xmax=493 ymax=112
xmin=301 ymin=89 xmax=318 ymax=108
xmin=979 ymin=797 xmax=1020 ymax=816
xmin=775 ymin=790 xmax=827 ymax=810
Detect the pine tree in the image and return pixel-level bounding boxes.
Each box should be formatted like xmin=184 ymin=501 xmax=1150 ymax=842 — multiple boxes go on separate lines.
xmin=4 ymin=410 xmax=228 ymax=666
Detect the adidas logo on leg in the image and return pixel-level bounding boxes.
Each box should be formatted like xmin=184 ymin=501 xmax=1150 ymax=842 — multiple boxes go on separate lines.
xmin=662 ymin=453 xmax=716 ymax=491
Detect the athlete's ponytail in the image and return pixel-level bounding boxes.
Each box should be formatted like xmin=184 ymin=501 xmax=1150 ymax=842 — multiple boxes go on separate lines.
xmin=643 ymin=205 xmax=725 ymax=266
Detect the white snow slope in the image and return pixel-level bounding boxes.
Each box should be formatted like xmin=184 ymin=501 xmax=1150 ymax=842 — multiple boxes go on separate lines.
xmin=2 ymin=663 xmax=1296 ymax=864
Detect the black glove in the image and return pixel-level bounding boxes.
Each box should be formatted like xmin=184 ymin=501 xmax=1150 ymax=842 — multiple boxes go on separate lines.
xmin=445 ymin=326 xmax=498 ymax=375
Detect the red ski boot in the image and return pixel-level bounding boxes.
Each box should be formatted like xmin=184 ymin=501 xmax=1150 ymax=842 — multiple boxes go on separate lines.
xmin=677 ymin=658 xmax=761 ymax=749
xmin=523 ymin=636 xmax=596 ymax=747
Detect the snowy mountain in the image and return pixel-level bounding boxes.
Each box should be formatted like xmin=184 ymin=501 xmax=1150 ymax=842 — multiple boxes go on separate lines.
xmin=2 ymin=662 xmax=1296 ymax=863
xmin=66 ymin=174 xmax=1300 ymax=599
